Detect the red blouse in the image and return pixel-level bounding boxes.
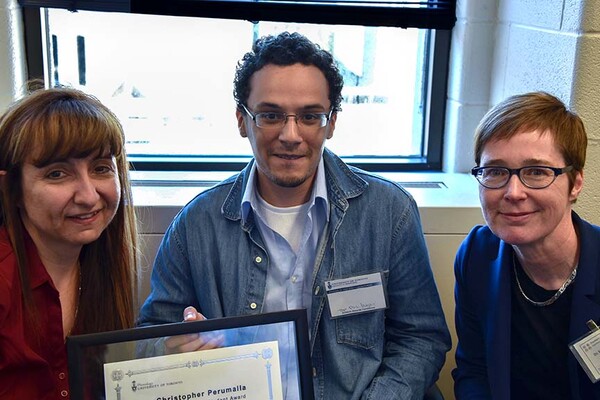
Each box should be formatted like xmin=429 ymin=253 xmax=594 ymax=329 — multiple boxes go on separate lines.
xmin=0 ymin=227 xmax=73 ymax=399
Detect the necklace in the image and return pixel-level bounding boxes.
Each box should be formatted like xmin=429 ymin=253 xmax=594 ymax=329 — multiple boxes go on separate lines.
xmin=513 ymin=254 xmax=577 ymax=307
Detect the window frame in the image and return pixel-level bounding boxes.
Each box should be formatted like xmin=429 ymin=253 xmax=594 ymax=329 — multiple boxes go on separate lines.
xmin=20 ymin=1 xmax=455 ymax=172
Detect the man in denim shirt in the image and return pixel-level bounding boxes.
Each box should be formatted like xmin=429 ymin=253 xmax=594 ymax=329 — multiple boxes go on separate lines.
xmin=138 ymin=32 xmax=450 ymax=399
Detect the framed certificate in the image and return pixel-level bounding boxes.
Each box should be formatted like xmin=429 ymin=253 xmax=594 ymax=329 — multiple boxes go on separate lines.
xmin=67 ymin=309 xmax=313 ymax=400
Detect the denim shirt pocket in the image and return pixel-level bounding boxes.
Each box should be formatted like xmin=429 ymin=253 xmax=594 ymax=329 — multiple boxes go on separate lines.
xmin=335 ymin=309 xmax=385 ymax=349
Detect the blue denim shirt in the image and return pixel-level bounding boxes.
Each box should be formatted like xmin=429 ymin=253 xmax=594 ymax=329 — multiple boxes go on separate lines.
xmin=138 ymin=148 xmax=451 ymax=399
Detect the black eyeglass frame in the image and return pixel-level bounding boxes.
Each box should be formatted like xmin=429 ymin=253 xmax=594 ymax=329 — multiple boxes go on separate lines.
xmin=240 ymin=104 xmax=334 ymax=129
xmin=471 ymin=165 xmax=574 ymax=189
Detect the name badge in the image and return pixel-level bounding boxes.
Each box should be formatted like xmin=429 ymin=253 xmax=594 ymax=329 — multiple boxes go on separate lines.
xmin=569 ymin=320 xmax=600 ymax=383
xmin=325 ymin=272 xmax=388 ymax=318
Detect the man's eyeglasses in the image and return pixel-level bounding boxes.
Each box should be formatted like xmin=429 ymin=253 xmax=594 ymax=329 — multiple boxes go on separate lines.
xmin=471 ymin=165 xmax=574 ymax=189
xmin=241 ymin=104 xmax=333 ymax=131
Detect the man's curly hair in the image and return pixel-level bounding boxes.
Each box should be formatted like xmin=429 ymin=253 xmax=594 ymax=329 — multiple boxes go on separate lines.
xmin=233 ymin=32 xmax=344 ymax=112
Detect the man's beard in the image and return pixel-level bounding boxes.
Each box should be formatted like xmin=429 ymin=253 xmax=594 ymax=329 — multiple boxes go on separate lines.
xmin=270 ymin=172 xmax=311 ymax=188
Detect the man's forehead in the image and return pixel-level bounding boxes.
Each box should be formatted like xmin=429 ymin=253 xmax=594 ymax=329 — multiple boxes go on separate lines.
xmin=247 ymin=64 xmax=330 ymax=107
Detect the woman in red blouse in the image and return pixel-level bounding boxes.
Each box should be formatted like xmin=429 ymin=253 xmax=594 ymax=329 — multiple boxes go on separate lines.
xmin=0 ymin=86 xmax=138 ymax=399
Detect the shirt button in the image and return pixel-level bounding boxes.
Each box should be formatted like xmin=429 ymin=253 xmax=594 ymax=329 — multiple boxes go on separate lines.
xmin=291 ymin=275 xmax=298 ymax=283
xmin=61 ymin=390 xmax=68 ymax=397
xmin=58 ymin=372 xmax=66 ymax=380
xmin=250 ymin=302 xmax=257 ymax=310
xmin=255 ymin=256 xmax=262 ymax=263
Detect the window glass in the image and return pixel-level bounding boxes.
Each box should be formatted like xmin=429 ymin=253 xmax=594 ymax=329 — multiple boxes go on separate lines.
xmin=43 ymin=9 xmax=427 ymax=165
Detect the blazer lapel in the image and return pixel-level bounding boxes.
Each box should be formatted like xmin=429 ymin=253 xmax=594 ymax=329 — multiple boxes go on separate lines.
xmin=487 ymin=241 xmax=513 ymax=400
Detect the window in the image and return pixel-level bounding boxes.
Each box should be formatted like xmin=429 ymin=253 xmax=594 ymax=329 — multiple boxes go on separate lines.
xmin=20 ymin=1 xmax=455 ymax=172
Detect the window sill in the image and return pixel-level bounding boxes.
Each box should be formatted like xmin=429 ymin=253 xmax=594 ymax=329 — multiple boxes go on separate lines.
xmin=131 ymin=171 xmax=484 ymax=235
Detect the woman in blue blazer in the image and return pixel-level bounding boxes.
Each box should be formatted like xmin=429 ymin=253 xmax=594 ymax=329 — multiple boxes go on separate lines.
xmin=453 ymin=92 xmax=600 ymax=399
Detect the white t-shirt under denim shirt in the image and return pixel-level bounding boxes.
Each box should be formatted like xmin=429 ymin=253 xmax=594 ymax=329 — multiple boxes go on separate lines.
xmin=241 ymin=157 xmax=329 ymax=400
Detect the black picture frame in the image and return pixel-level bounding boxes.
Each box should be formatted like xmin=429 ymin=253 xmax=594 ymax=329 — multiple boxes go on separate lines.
xmin=67 ymin=309 xmax=313 ymax=399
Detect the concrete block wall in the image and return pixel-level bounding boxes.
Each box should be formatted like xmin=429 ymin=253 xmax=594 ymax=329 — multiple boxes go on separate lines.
xmin=444 ymin=0 xmax=497 ymax=173
xmin=445 ymin=0 xmax=600 ymax=225
xmin=572 ymin=0 xmax=600 ymax=221
xmin=492 ymin=0 xmax=581 ymax=102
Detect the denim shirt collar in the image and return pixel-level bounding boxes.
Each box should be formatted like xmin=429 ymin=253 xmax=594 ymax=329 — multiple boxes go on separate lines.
xmin=241 ymin=157 xmax=329 ymax=224
xmin=223 ymin=148 xmax=368 ymax=223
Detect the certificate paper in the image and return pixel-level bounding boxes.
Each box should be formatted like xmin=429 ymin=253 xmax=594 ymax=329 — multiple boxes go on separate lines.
xmin=104 ymin=341 xmax=283 ymax=400
xmin=67 ymin=310 xmax=314 ymax=400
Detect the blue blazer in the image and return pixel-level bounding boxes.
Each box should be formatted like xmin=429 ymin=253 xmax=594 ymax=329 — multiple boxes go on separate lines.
xmin=453 ymin=212 xmax=600 ymax=399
